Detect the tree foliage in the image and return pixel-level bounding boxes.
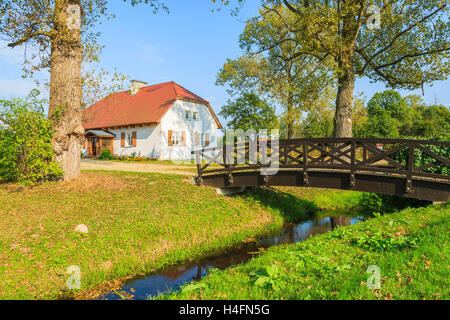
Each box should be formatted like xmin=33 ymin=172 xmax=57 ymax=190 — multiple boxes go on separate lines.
xmin=362 ymin=90 xmax=410 ymax=138
xmin=217 ymin=5 xmax=333 ymax=138
xmin=0 ymin=0 xmax=168 ymax=181
xmin=0 ymin=90 xmax=62 ymax=183
xmin=0 ymin=0 xmax=169 ymax=74
xmin=220 ymin=0 xmax=450 ymax=138
xmin=360 ymin=90 xmax=450 ymax=139
xmin=219 ymin=93 xmax=279 ymax=132
xmin=82 ymin=66 xmax=129 ymax=109
xmin=294 ymin=94 xmax=366 ymax=138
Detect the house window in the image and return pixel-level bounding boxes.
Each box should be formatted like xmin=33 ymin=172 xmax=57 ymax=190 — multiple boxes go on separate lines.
xmin=200 ymin=133 xmax=206 ymax=147
xmin=200 ymin=133 xmax=210 ymax=147
xmin=172 ymin=131 xmax=182 ymax=146
xmin=193 ymin=112 xmax=199 ymax=121
xmin=185 ymin=110 xmax=191 ymax=120
xmin=126 ymin=132 xmax=133 ymax=147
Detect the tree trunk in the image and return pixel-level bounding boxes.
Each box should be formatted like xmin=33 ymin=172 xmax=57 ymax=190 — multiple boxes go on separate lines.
xmin=334 ymin=57 xmax=355 ymax=138
xmin=334 ymin=4 xmax=360 ymax=139
xmin=287 ymin=118 xmax=294 ymax=140
xmin=287 ymin=91 xmax=295 ymax=139
xmin=49 ymin=0 xmax=84 ymax=181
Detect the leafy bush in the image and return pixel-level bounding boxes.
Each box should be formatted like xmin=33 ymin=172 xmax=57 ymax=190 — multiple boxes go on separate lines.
xmin=356 ymin=136 xmax=448 ymax=216
xmin=391 ymin=136 xmax=449 ymax=175
xmin=97 ymin=149 xmax=114 ymax=160
xmin=0 ymin=90 xmax=62 ymax=184
xmin=353 ymin=231 xmax=419 ymax=252
xmin=114 ymin=153 xmax=157 ymax=162
xmin=359 ymin=193 xmax=429 ymax=217
xmin=251 ymin=264 xmax=287 ymax=293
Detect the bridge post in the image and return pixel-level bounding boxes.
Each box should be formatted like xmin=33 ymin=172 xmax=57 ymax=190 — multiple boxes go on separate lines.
xmin=406 ymin=142 xmax=415 ymax=193
xmin=350 ymin=141 xmax=356 ymax=187
xmin=195 ymin=150 xmax=203 ymax=186
xmin=303 ymin=142 xmax=309 ymax=186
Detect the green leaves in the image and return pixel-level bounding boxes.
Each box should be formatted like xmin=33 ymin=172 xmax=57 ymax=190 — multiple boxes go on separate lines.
xmin=252 ymin=264 xmax=286 ymax=293
xmin=0 ymin=90 xmax=62 ymax=184
xmin=219 ymin=93 xmax=279 ymax=131
xmin=353 ymin=231 xmax=419 ymax=252
xmin=216 ymin=5 xmax=334 ymax=137
xmin=358 ymin=90 xmax=450 ymax=139
xmin=97 ymin=149 xmax=114 ymax=160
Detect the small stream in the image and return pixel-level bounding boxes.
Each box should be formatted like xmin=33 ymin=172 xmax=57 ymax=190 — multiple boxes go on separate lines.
xmin=100 ymin=214 xmax=363 ymax=300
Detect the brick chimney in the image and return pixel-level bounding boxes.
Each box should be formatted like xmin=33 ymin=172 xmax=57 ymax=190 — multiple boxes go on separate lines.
xmin=130 ymin=80 xmax=147 ymax=95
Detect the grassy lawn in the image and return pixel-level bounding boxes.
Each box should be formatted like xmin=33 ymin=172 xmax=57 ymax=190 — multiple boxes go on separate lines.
xmin=166 ymin=203 xmax=449 ymax=300
xmin=0 ymin=169 xmax=386 ymax=300
xmin=0 ymin=171 xmax=296 ymax=299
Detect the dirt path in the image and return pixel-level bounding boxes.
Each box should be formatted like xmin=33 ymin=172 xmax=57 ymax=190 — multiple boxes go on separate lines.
xmin=81 ymin=159 xmax=196 ymax=176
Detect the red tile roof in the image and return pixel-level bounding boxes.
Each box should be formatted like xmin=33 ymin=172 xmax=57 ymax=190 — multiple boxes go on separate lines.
xmin=82 ymin=81 xmax=222 ymax=130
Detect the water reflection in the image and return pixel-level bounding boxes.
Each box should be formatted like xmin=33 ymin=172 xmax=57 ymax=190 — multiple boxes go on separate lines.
xmin=100 ymin=215 xmax=362 ymax=300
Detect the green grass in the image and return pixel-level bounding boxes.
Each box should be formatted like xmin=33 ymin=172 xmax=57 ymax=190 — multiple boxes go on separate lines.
xmin=0 ymin=171 xmax=293 ymax=299
xmin=166 ymin=203 xmax=449 ymax=300
xmin=241 ymin=187 xmax=364 ymax=221
xmin=276 ymin=187 xmax=364 ymax=210
xmin=0 ymin=169 xmax=406 ymax=300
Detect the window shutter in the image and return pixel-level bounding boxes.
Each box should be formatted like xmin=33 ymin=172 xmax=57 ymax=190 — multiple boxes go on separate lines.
xmin=83 ymin=137 xmax=86 ymax=149
xmin=205 ymin=133 xmax=210 ymax=147
xmin=132 ymin=131 xmax=137 ymax=147
xmin=168 ymin=130 xmax=173 ymax=146
xmin=182 ymin=132 xmax=187 ymax=146
xmin=121 ymin=133 xmax=125 ymax=148
xmin=194 ymin=132 xmax=199 ymax=147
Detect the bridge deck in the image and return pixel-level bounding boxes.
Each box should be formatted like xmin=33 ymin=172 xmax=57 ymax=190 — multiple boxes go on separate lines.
xmin=193 ymin=138 xmax=450 ymax=202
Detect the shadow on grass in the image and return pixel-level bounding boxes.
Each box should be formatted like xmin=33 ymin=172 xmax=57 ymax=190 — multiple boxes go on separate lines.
xmin=239 ymin=187 xmax=319 ymax=223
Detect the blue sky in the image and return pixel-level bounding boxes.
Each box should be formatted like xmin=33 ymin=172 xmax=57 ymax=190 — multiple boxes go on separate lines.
xmin=0 ymin=0 xmax=448 ymax=125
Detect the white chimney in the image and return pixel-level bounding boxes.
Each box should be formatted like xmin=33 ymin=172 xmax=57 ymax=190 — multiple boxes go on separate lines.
xmin=130 ymin=80 xmax=147 ymax=95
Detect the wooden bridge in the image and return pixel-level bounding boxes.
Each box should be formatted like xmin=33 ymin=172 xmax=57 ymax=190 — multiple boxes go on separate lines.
xmin=193 ymin=138 xmax=450 ymax=202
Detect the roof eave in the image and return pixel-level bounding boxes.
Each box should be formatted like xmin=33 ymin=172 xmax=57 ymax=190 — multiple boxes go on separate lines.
xmin=83 ymin=121 xmax=160 ymax=131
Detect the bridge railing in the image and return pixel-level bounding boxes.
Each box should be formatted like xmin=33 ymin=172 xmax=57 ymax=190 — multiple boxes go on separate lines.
xmin=192 ymin=138 xmax=450 ymax=189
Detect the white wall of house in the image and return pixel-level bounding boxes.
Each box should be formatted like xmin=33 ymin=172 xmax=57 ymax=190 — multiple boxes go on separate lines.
xmin=83 ymin=99 xmax=220 ymax=161
xmin=111 ymin=125 xmax=161 ymax=159
xmin=159 ymin=100 xmax=220 ymax=160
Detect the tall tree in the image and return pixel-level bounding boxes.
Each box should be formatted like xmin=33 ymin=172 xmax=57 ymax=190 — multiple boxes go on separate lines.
xmin=223 ymin=0 xmax=450 ymax=138
xmin=361 ymin=90 xmax=408 ymax=138
xmin=217 ymin=6 xmax=333 ymax=139
xmin=219 ymin=93 xmax=279 ymax=132
xmin=413 ymin=104 xmax=450 ymax=138
xmin=0 ymin=0 xmax=167 ymax=181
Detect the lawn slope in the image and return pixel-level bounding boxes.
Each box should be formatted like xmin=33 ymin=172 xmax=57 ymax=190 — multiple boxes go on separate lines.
xmin=0 ymin=171 xmax=291 ymax=299
xmin=167 ymin=203 xmax=449 ymax=300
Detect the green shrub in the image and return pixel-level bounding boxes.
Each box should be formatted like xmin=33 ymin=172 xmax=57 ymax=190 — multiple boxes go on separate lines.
xmin=97 ymin=149 xmax=114 ymax=160
xmin=356 ymin=136 xmax=447 ymax=217
xmin=359 ymin=193 xmax=429 ymax=217
xmin=0 ymin=90 xmax=62 ymax=184
xmin=353 ymin=231 xmax=419 ymax=252
xmin=391 ymin=136 xmax=449 ymax=175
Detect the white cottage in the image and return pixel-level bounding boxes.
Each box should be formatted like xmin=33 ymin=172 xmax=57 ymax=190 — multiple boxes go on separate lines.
xmin=82 ymin=81 xmax=222 ymax=160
